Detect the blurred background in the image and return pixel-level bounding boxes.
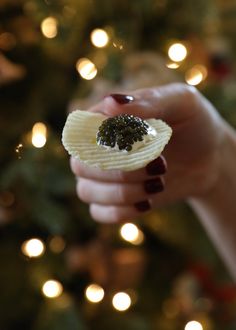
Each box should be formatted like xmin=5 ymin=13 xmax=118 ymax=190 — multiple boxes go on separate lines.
xmin=1 ymin=0 xmax=236 ymax=329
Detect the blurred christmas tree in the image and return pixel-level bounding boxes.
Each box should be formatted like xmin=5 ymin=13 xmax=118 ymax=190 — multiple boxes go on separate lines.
xmin=1 ymin=0 xmax=236 ymax=329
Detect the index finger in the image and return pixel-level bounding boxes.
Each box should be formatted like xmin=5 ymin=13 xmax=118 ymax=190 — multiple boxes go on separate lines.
xmin=70 ymin=156 xmax=166 ymax=183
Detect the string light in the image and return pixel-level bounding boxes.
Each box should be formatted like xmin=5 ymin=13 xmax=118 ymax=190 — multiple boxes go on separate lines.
xmin=185 ymin=64 xmax=208 ymax=86
xmin=112 ymin=292 xmax=131 ymax=311
xmin=21 ymin=238 xmax=45 ymax=258
xmin=76 ymin=58 xmax=98 ymax=80
xmin=41 ymin=17 xmax=58 ymax=39
xmin=168 ymin=43 xmax=187 ymax=62
xmin=166 ymin=62 xmax=180 ymax=69
xmin=85 ymin=284 xmax=105 ymax=303
xmin=49 ymin=236 xmax=66 ymax=253
xmin=113 ymin=42 xmax=124 ymax=50
xmin=15 ymin=143 xmax=23 ymax=159
xmin=185 ymin=321 xmax=203 ymax=330
xmin=90 ymin=28 xmax=109 ymax=48
xmin=31 ymin=122 xmax=47 ymax=148
xmin=120 ymin=223 xmax=144 ymax=245
xmin=42 ymin=280 xmax=63 ymax=298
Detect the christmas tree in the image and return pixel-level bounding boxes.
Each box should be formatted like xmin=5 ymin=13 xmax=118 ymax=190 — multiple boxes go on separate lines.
xmin=1 ymin=0 xmax=236 ymax=329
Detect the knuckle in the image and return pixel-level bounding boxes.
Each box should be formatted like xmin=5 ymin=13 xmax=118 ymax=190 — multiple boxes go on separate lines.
xmin=182 ymin=83 xmax=199 ymax=101
xmin=117 ymin=185 xmax=129 ymax=204
xmin=70 ymin=157 xmax=83 ymax=176
xmin=77 ymin=180 xmax=90 ymax=203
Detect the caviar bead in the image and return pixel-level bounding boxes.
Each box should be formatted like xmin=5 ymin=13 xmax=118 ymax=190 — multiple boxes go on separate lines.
xmin=96 ymin=114 xmax=149 ymax=151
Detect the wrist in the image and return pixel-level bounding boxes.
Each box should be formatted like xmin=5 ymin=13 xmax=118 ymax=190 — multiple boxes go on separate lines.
xmin=188 ymin=119 xmax=236 ymax=204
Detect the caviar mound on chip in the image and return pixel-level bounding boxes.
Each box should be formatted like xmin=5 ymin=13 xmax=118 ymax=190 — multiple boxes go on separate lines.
xmin=62 ymin=110 xmax=172 ymax=171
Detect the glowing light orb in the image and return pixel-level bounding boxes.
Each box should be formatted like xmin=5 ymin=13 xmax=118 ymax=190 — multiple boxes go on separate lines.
xmin=49 ymin=236 xmax=66 ymax=253
xmin=166 ymin=62 xmax=180 ymax=69
xmin=185 ymin=65 xmax=207 ymax=86
xmin=41 ymin=17 xmax=58 ymax=39
xmin=42 ymin=280 xmax=63 ymax=298
xmin=21 ymin=238 xmax=45 ymax=258
xmin=90 ymin=28 xmax=109 ymax=48
xmin=32 ymin=122 xmax=47 ymax=148
xmin=76 ymin=58 xmax=97 ymax=80
xmin=168 ymin=43 xmax=187 ymax=62
xmin=120 ymin=223 xmax=144 ymax=245
xmin=185 ymin=321 xmax=203 ymax=330
xmin=112 ymin=292 xmax=131 ymax=311
xmin=85 ymin=284 xmax=104 ymax=303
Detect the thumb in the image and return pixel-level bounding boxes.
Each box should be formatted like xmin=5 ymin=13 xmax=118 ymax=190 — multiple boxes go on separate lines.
xmin=89 ymin=83 xmax=199 ymax=125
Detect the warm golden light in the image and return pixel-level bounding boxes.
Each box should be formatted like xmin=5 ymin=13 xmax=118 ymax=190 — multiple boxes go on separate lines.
xmin=49 ymin=236 xmax=66 ymax=253
xmin=185 ymin=321 xmax=203 ymax=330
xmin=185 ymin=64 xmax=208 ymax=86
xmin=120 ymin=223 xmax=144 ymax=245
xmin=21 ymin=238 xmax=45 ymax=258
xmin=113 ymin=42 xmax=124 ymax=50
xmin=42 ymin=280 xmax=63 ymax=298
xmin=90 ymin=28 xmax=109 ymax=48
xmin=166 ymin=62 xmax=180 ymax=69
xmin=112 ymin=292 xmax=131 ymax=311
xmin=41 ymin=17 xmax=58 ymax=39
xmin=85 ymin=284 xmax=105 ymax=303
xmin=15 ymin=143 xmax=23 ymax=159
xmin=76 ymin=58 xmax=98 ymax=80
xmin=195 ymin=64 xmax=208 ymax=80
xmin=168 ymin=43 xmax=187 ymax=62
xmin=31 ymin=122 xmax=47 ymax=148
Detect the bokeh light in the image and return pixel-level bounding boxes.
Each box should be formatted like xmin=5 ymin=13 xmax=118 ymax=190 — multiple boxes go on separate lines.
xmin=166 ymin=61 xmax=180 ymax=69
xmin=42 ymin=280 xmax=63 ymax=298
xmin=31 ymin=122 xmax=47 ymax=148
xmin=185 ymin=321 xmax=203 ymax=330
xmin=85 ymin=284 xmax=105 ymax=303
xmin=41 ymin=17 xmax=58 ymax=38
xmin=185 ymin=65 xmax=208 ymax=86
xmin=112 ymin=292 xmax=131 ymax=311
xmin=21 ymin=238 xmax=45 ymax=258
xmin=168 ymin=43 xmax=187 ymax=62
xmin=120 ymin=223 xmax=144 ymax=245
xmin=76 ymin=58 xmax=98 ymax=80
xmin=49 ymin=236 xmax=66 ymax=253
xmin=90 ymin=28 xmax=109 ymax=48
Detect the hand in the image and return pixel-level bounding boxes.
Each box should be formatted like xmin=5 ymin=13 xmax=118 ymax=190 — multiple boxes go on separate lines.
xmin=71 ymin=83 xmax=225 ymax=223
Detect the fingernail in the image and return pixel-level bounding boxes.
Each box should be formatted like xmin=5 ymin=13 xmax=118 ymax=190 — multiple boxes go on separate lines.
xmin=144 ymin=178 xmax=164 ymax=194
xmin=134 ymin=200 xmax=151 ymax=212
xmin=109 ymin=94 xmax=134 ymax=104
xmin=146 ymin=156 xmax=167 ymax=176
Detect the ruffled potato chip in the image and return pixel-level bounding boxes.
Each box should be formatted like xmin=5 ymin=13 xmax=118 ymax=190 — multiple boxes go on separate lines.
xmin=62 ymin=110 xmax=172 ymax=171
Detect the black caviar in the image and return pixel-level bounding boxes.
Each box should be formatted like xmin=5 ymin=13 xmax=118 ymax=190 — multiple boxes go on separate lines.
xmin=96 ymin=114 xmax=149 ymax=151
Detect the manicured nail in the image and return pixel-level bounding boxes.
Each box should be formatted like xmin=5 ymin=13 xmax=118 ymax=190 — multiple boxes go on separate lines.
xmin=144 ymin=178 xmax=164 ymax=194
xmin=109 ymin=94 xmax=134 ymax=104
xmin=146 ymin=156 xmax=167 ymax=176
xmin=134 ymin=200 xmax=151 ymax=212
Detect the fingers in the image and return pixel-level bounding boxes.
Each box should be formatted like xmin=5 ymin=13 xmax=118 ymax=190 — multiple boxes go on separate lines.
xmin=77 ymin=177 xmax=164 ymax=205
xmin=72 ymin=156 xmax=167 ymax=222
xmin=89 ymin=202 xmax=152 ymax=223
xmin=89 ymin=83 xmax=199 ymax=125
xmin=70 ymin=156 xmax=167 ymax=183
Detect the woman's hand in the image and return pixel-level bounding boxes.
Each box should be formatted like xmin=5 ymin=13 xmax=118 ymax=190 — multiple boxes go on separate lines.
xmin=71 ymin=83 xmax=224 ymax=223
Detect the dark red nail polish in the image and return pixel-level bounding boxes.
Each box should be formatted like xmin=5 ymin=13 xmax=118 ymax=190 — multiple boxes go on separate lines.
xmin=109 ymin=94 xmax=134 ymax=104
xmin=134 ymin=200 xmax=151 ymax=212
xmin=144 ymin=178 xmax=164 ymax=194
xmin=146 ymin=156 xmax=167 ymax=176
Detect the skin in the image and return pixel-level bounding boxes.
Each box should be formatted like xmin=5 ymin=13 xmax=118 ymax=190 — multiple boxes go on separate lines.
xmin=70 ymin=83 xmax=236 ymax=280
